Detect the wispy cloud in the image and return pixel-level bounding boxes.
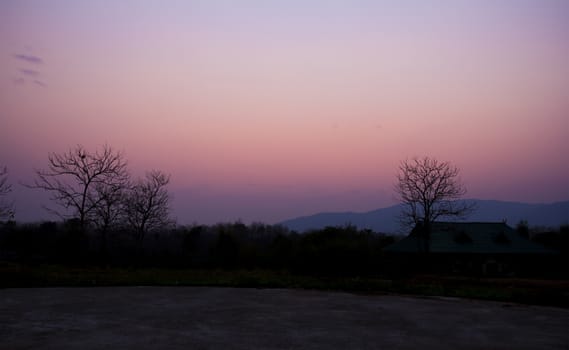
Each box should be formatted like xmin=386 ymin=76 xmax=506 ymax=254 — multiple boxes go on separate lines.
xmin=13 ymin=54 xmax=43 ymax=64
xmin=19 ymin=69 xmax=40 ymax=77
xmin=12 ymin=78 xmax=25 ymax=86
xmin=10 ymin=53 xmax=47 ymax=88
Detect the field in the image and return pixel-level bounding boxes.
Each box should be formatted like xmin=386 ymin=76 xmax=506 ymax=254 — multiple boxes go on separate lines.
xmin=1 ymin=262 xmax=568 ymax=308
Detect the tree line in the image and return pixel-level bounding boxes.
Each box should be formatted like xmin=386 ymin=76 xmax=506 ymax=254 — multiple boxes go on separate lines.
xmin=0 ymin=166 xmax=14 ymax=220
xmin=1 ymin=150 xmax=567 ymax=277
xmin=0 ymin=220 xmax=397 ymax=275
xmin=1 ymin=218 xmax=566 ymax=276
xmin=2 ymin=153 xmax=474 ymax=235
xmin=0 ymin=145 xmax=173 ymax=250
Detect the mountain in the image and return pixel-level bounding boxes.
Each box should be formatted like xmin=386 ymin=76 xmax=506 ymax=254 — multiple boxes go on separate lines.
xmin=279 ymin=200 xmax=569 ymax=234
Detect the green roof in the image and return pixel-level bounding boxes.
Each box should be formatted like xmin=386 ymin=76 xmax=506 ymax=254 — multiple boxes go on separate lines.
xmin=385 ymin=222 xmax=554 ymax=254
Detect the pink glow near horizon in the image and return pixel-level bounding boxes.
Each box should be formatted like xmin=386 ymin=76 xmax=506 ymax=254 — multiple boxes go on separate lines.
xmin=1 ymin=0 xmax=568 ymax=224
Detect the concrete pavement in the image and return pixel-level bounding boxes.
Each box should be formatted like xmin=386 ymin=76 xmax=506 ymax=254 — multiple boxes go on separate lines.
xmin=1 ymin=287 xmax=567 ymax=349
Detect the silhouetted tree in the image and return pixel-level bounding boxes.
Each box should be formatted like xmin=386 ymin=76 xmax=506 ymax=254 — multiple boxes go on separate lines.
xmin=89 ymin=161 xmax=130 ymax=256
xmin=395 ymin=157 xmax=474 ymax=252
xmin=28 ymin=145 xmax=129 ymax=232
xmin=516 ymin=220 xmax=530 ymax=239
xmin=0 ymin=166 xmax=14 ymax=220
xmin=124 ymin=170 xmax=173 ymax=243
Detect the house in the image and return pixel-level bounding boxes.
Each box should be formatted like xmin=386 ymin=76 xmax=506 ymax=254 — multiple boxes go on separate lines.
xmin=384 ymin=222 xmax=556 ymax=276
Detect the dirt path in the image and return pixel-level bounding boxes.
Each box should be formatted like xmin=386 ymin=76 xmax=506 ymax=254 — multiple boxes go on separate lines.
xmin=1 ymin=287 xmax=567 ymax=349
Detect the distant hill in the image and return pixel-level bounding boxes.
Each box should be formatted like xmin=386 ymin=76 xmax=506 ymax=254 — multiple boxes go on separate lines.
xmin=279 ymin=200 xmax=569 ymax=234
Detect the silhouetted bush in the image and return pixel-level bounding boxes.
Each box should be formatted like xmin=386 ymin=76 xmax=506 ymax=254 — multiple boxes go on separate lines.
xmin=529 ymin=225 xmax=569 ymax=278
xmin=0 ymin=220 xmax=399 ymax=275
xmin=291 ymin=225 xmax=388 ymax=276
xmin=1 ymin=220 xmax=565 ymax=278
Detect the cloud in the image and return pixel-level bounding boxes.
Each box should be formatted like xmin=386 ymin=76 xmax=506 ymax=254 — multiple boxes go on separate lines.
xmin=13 ymin=54 xmax=43 ymax=64
xmin=10 ymin=53 xmax=47 ymax=88
xmin=19 ymin=69 xmax=40 ymax=77
xmin=12 ymin=78 xmax=25 ymax=85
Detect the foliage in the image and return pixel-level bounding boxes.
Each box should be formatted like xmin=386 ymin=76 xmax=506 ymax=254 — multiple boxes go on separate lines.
xmin=1 ymin=263 xmax=566 ymax=307
xmin=2 ymin=219 xmax=565 ymax=278
xmin=516 ymin=220 xmax=530 ymax=238
xmin=0 ymin=166 xmax=14 ymax=220
xmin=0 ymin=220 xmax=396 ymax=275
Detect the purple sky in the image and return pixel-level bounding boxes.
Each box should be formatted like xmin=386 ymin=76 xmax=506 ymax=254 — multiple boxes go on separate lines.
xmin=1 ymin=0 xmax=568 ymax=224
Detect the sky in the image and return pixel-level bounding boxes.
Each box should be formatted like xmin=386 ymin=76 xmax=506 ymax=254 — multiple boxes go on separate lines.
xmin=1 ymin=0 xmax=568 ymax=225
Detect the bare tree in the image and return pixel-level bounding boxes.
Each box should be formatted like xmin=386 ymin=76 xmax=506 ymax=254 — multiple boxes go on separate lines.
xmin=89 ymin=168 xmax=130 ymax=232
xmin=124 ymin=170 xmax=173 ymax=242
xmin=89 ymin=162 xmax=130 ymax=255
xmin=0 ymin=166 xmax=14 ymax=220
xmin=395 ymin=157 xmax=474 ymax=250
xmin=29 ymin=145 xmax=129 ymax=232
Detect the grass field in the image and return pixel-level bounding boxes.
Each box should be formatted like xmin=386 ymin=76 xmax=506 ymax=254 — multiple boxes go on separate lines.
xmin=1 ymin=262 xmax=567 ymax=308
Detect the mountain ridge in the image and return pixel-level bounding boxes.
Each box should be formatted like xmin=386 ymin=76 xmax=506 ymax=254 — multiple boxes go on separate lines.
xmin=279 ymin=199 xmax=569 ymax=234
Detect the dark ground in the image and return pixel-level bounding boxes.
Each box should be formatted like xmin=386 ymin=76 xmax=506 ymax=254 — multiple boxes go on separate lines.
xmin=1 ymin=287 xmax=567 ymax=349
